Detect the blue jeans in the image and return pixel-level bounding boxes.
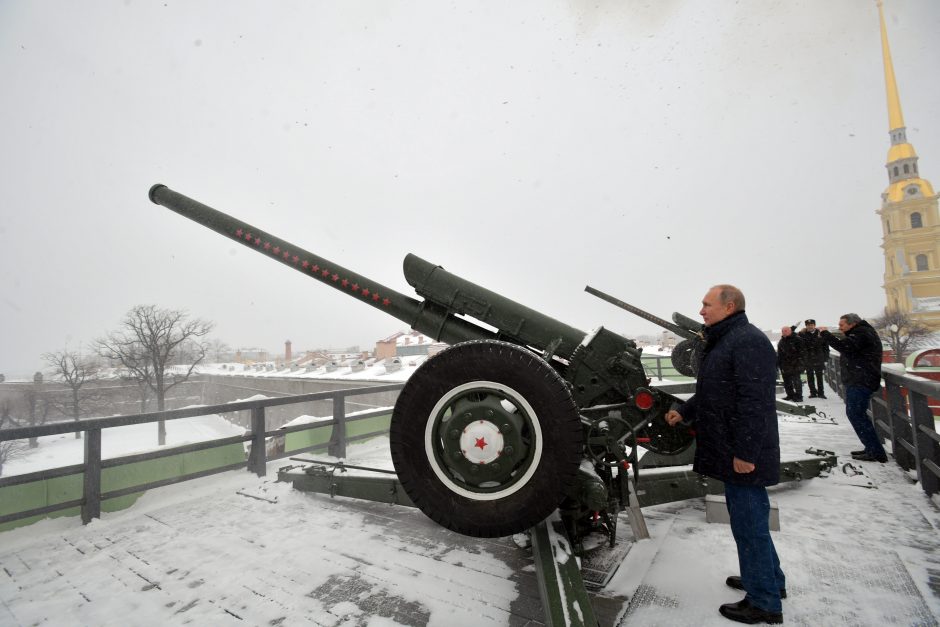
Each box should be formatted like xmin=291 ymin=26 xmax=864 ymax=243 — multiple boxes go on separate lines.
xmin=845 ymin=386 xmax=886 ymax=457
xmin=724 ymin=483 xmax=785 ymax=613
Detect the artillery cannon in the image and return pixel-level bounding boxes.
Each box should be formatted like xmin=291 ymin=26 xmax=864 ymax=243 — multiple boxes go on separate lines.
xmin=148 ymin=184 xmax=694 ymax=541
xmin=584 ymin=286 xmax=704 ymax=377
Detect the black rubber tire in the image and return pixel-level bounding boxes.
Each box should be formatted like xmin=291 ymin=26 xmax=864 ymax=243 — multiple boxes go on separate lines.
xmin=390 ymin=340 xmax=583 ymax=538
xmin=671 ymin=338 xmax=703 ymax=377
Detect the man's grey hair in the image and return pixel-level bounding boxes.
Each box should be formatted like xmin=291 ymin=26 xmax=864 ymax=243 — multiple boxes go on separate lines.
xmin=840 ymin=313 xmax=862 ymax=325
xmin=712 ymin=284 xmax=746 ymax=312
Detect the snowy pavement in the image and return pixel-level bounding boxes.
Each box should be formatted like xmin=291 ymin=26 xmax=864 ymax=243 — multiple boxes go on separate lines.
xmin=2 ymin=384 xmax=940 ymax=626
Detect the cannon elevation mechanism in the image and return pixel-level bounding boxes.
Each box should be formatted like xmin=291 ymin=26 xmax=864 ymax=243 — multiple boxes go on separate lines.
xmin=148 ymin=184 xmax=694 ymax=542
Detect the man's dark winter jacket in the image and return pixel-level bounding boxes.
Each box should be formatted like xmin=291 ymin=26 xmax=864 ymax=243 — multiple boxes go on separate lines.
xmin=798 ymin=329 xmax=830 ymax=367
xmin=776 ymin=333 xmax=804 ymax=375
xmin=821 ymin=320 xmax=883 ymax=391
xmin=678 ymin=311 xmax=780 ymax=487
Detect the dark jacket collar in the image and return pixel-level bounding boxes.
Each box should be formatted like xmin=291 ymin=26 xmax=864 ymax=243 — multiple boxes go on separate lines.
xmin=847 ymin=320 xmax=874 ymax=335
xmin=704 ymin=310 xmax=748 ymax=346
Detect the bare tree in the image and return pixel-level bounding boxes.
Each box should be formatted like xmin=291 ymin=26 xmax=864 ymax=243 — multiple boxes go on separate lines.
xmin=9 ymin=385 xmax=51 ymax=448
xmin=96 ymin=305 xmax=213 ymax=445
xmin=870 ymin=309 xmax=933 ymax=365
xmin=110 ymin=341 xmax=156 ymax=414
xmin=42 ymin=349 xmax=105 ymax=439
xmin=0 ymin=399 xmax=27 ymax=476
xmin=208 ymin=338 xmax=231 ymax=363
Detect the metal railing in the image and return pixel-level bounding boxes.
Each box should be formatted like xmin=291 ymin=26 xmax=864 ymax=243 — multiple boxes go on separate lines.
xmin=826 ymin=355 xmax=940 ymax=497
xmin=0 ymin=382 xmax=404 ymax=526
xmin=640 ymin=353 xmax=693 ymax=382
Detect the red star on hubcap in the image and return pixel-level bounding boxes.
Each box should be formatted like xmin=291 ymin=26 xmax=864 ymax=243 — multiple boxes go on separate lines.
xmin=475 ymin=437 xmax=487 ymax=450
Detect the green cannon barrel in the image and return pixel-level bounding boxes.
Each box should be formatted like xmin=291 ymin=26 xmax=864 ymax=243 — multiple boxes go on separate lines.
xmin=148 ymin=184 xmax=497 ymax=346
xmin=403 ymin=254 xmax=587 ymax=359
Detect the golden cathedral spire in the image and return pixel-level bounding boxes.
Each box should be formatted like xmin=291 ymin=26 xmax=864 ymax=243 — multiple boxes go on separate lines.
xmin=876 ymin=1 xmax=940 ymax=328
xmin=877 ymin=0 xmax=905 ymax=132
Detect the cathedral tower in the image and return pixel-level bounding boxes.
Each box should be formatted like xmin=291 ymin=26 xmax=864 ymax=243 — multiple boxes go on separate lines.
xmin=876 ymin=1 xmax=940 ymax=328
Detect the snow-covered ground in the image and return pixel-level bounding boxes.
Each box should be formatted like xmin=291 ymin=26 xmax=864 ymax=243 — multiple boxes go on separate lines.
xmin=2 ymin=384 xmax=940 ymax=625
xmin=178 ymin=356 xmax=430 ymax=383
xmin=2 ymin=414 xmax=247 ymax=476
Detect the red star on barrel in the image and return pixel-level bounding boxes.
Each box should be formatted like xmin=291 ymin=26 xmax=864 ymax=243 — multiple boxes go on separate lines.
xmin=264 ymin=242 xmax=271 ymax=250
xmin=351 ymin=283 xmax=359 ymax=292
xmin=331 ymin=274 xmax=339 ymax=281
xmin=302 ymin=260 xmax=309 ymax=268
xmin=311 ymin=265 xmax=319 ymax=272
xmin=273 ymin=246 xmax=280 ymax=255
xmin=341 ymin=279 xmax=348 ymax=287
xmin=372 ymin=293 xmax=380 ymax=301
xmin=382 ymin=298 xmax=390 ymax=306
xmin=282 ymin=251 xmax=290 ymax=259
xmin=475 ymin=437 xmax=487 ymax=450
xmin=254 ymin=238 xmax=261 ymax=245
xmin=321 ymin=269 xmax=330 ymax=277
xmin=361 ymin=288 xmax=370 ymax=297
xmin=244 ymin=232 xmax=253 ymax=241
xmin=292 ymin=255 xmax=299 ymax=263
xmin=235 ymin=229 xmax=243 ymax=237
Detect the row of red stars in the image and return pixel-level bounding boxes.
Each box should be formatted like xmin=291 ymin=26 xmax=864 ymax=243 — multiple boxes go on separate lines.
xmin=234 ymin=227 xmax=391 ymax=306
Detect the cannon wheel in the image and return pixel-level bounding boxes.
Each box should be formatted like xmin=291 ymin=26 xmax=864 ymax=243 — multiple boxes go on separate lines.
xmin=671 ymin=338 xmax=703 ymax=377
xmin=390 ymin=340 xmax=583 ymax=538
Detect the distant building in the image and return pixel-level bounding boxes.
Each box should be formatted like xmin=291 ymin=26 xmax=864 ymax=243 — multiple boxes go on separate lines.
xmin=375 ymin=330 xmax=445 ymax=359
xmin=875 ymin=3 xmax=940 ymax=329
xmin=234 ymin=348 xmax=269 ymax=363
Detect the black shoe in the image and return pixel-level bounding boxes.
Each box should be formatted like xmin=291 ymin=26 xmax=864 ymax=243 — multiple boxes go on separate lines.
xmin=808 ymin=393 xmax=818 ymax=398
xmin=794 ymin=398 xmax=803 ymax=403
xmin=853 ymin=452 xmax=888 ymax=463
xmin=726 ymin=576 xmax=787 ymax=599
xmin=818 ymin=394 xmax=827 ymax=399
xmin=782 ymin=396 xmax=793 ymax=401
xmin=851 ymin=449 xmax=866 ymax=456
xmin=719 ymin=598 xmax=783 ymax=624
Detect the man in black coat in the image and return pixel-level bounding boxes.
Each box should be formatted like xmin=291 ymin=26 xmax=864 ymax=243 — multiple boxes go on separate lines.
xmin=665 ymin=285 xmax=784 ymax=624
xmin=820 ymin=313 xmax=887 ymax=463
xmin=776 ymin=325 xmax=804 ymax=402
xmin=798 ymin=319 xmax=828 ymax=399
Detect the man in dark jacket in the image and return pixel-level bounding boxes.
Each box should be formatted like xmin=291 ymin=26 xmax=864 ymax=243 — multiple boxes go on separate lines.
xmin=776 ymin=325 xmax=804 ymax=402
xmin=798 ymin=319 xmax=828 ymax=398
xmin=820 ymin=314 xmax=887 ymax=463
xmin=665 ymin=285 xmax=784 ymax=624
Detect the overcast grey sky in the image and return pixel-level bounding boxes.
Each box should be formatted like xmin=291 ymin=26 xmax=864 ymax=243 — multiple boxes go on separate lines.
xmin=2 ymin=0 xmax=939 ymax=376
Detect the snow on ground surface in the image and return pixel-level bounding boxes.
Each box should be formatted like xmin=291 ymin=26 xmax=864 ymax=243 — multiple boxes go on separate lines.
xmin=3 ymin=414 xmax=247 ymax=476
xmin=181 ymin=357 xmax=429 ymax=382
xmin=2 ymin=382 xmax=940 ymax=625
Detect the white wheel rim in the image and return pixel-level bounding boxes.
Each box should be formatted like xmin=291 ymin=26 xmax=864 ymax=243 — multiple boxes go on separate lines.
xmin=425 ymin=380 xmax=543 ymax=501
